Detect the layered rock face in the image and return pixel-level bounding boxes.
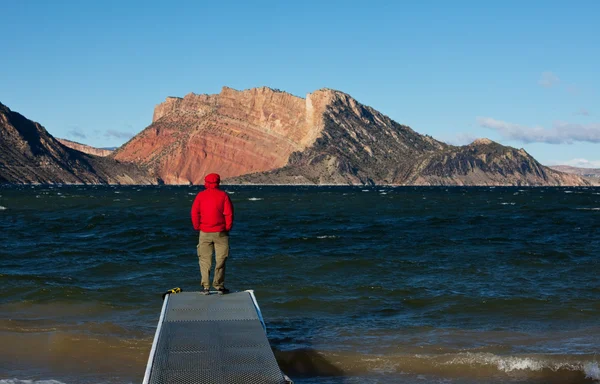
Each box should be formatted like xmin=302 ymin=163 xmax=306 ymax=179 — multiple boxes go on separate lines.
xmin=113 ymin=87 xmax=337 ymax=184
xmin=228 ymin=90 xmax=589 ymax=186
xmin=112 ymin=86 xmax=591 ymax=186
xmin=58 ymin=138 xmax=113 ymax=157
xmin=0 ymin=102 xmax=157 ymax=185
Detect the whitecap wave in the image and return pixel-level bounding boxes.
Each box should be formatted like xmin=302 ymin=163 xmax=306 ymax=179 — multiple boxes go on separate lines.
xmin=585 ymin=361 xmax=600 ymax=380
xmin=447 ymin=352 xmax=598 ymax=377
xmin=0 ymin=206 xmax=6 ymax=210
xmin=317 ymin=235 xmax=337 ymax=239
xmin=248 ymin=197 xmax=263 ymax=201
xmin=577 ymin=208 xmax=600 ymax=211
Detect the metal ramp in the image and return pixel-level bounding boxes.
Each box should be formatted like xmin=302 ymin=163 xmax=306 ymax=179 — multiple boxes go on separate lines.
xmin=143 ymin=290 xmax=290 ymax=384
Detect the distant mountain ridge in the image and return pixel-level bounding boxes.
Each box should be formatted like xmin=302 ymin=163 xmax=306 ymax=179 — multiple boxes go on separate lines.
xmin=548 ymin=165 xmax=600 ymax=178
xmin=0 ymin=88 xmax=591 ymax=186
xmin=58 ymin=138 xmax=113 ymax=157
xmin=548 ymin=165 xmax=600 ymax=186
xmin=0 ymin=102 xmax=158 ymax=184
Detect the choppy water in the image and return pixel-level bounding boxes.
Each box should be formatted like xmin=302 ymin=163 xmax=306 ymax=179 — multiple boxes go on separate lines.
xmin=0 ymin=185 xmax=599 ymax=384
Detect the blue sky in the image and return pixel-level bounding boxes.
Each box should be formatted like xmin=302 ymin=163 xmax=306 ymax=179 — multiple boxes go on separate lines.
xmin=1 ymin=0 xmax=598 ymax=167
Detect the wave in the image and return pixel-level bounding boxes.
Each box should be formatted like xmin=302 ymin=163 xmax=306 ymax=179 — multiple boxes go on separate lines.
xmin=274 ymin=349 xmax=600 ymax=382
xmin=0 ymin=206 xmax=6 ymax=210
xmin=447 ymin=352 xmax=599 ymax=376
xmin=248 ymin=197 xmax=263 ymax=201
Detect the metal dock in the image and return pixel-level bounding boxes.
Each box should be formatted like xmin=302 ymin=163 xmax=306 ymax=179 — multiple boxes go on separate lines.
xmin=143 ymin=290 xmax=291 ymax=384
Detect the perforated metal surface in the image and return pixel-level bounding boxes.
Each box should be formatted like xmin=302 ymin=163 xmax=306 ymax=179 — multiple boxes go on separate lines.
xmin=147 ymin=291 xmax=286 ymax=384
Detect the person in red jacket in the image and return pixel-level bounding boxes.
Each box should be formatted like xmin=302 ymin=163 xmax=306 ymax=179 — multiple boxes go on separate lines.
xmin=191 ymin=173 xmax=234 ymax=295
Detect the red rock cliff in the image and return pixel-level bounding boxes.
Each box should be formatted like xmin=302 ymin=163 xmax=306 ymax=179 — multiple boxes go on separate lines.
xmin=113 ymin=86 xmax=336 ymax=184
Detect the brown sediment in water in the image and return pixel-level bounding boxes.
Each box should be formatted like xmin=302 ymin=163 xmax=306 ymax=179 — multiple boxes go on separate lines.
xmin=0 ymin=330 xmax=150 ymax=382
xmin=1 ymin=303 xmax=598 ymax=383
xmin=1 ymin=330 xmax=598 ymax=383
xmin=0 ymin=301 xmax=152 ymax=383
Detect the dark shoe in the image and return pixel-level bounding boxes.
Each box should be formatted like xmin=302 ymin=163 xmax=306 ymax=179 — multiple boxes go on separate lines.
xmin=201 ymin=287 xmax=210 ymax=295
xmin=216 ymin=287 xmax=230 ymax=295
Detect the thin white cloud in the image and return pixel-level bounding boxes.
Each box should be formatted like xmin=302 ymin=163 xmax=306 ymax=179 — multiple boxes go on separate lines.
xmin=574 ymin=108 xmax=590 ymax=116
xmin=566 ymin=158 xmax=600 ymax=168
xmin=548 ymin=158 xmax=600 ymax=168
xmin=68 ymin=130 xmax=86 ymax=139
xmin=538 ymin=71 xmax=560 ymax=88
xmin=477 ymin=117 xmax=600 ymax=144
xmin=105 ymin=130 xmax=135 ymax=139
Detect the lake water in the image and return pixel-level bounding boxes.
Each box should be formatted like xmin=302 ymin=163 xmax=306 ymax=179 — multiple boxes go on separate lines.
xmin=0 ymin=185 xmax=599 ymax=384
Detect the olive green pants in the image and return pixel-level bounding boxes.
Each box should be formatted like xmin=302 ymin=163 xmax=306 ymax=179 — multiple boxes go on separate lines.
xmin=197 ymin=231 xmax=229 ymax=289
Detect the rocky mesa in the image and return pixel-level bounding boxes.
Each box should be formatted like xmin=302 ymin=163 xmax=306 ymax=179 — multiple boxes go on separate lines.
xmin=548 ymin=165 xmax=600 ymax=178
xmin=114 ymin=86 xmax=589 ymax=186
xmin=548 ymin=165 xmax=600 ymax=186
xmin=113 ymin=86 xmax=335 ymax=184
xmin=58 ymin=138 xmax=113 ymax=157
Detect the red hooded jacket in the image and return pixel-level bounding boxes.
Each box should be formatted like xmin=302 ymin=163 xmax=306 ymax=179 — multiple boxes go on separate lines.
xmin=191 ymin=173 xmax=234 ymax=232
